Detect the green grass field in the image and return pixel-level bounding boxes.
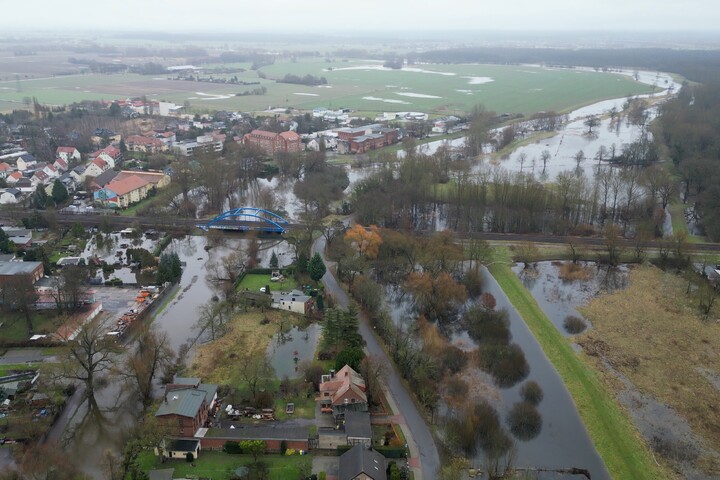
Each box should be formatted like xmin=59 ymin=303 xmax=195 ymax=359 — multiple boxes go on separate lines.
xmin=0 ymin=59 xmax=653 ymax=115
xmin=236 ymin=273 xmax=298 ymax=293
xmin=489 ymin=263 xmax=673 ymax=479
xmin=136 ymin=451 xmax=309 ymax=480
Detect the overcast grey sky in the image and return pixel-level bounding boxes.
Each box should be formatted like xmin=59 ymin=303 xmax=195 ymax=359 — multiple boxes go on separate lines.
xmin=2 ymin=0 xmax=719 ymax=32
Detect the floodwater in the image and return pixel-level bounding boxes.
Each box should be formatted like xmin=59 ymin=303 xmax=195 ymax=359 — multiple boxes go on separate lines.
xmin=398 ymin=69 xmax=681 ymax=181
xmin=512 ymin=262 xmax=629 ymax=337
xmin=515 ymin=261 xmax=720 ymax=479
xmin=267 ymin=324 xmax=321 ymax=379
xmin=480 ymin=267 xmax=611 ymax=479
xmin=66 ymin=233 xmax=295 ymax=478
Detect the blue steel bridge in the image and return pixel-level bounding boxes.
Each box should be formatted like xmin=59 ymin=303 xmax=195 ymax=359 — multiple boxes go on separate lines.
xmin=197 ymin=207 xmax=290 ymax=234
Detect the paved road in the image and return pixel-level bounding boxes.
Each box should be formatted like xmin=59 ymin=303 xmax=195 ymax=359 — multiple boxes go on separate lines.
xmin=312 ymin=236 xmax=440 ymax=480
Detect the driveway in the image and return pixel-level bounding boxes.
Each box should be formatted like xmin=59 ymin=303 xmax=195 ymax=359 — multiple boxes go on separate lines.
xmin=312 ymin=454 xmax=339 ymax=479
xmin=313 ymin=236 xmax=440 ymax=480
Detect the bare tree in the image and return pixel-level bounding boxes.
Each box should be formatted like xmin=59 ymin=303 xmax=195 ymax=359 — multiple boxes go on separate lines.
xmin=58 ymin=315 xmax=123 ymax=400
xmin=540 ymin=149 xmax=551 ymax=174
xmin=125 ymin=326 xmax=175 ymax=407
xmin=3 ymin=274 xmax=38 ymax=333
xmin=237 ymin=352 xmax=273 ymax=401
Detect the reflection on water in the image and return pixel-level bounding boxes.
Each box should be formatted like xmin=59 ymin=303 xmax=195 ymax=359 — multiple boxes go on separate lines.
xmin=267 ymin=324 xmax=321 ymax=379
xmin=513 ymin=261 xmax=630 ymax=336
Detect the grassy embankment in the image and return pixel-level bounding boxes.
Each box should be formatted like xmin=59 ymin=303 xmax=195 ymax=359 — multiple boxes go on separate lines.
xmin=488 ymin=261 xmax=674 ymax=480
xmin=135 ymin=450 xmax=308 ymax=480
xmin=580 ymin=264 xmax=720 ymax=474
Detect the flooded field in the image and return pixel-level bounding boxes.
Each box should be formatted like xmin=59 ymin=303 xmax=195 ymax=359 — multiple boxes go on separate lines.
xmin=513 ymin=261 xmax=630 ymax=336
xmin=267 ymin=324 xmax=321 ymax=379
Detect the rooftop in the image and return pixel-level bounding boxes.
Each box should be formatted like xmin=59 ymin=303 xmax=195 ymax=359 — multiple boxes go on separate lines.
xmin=204 ymin=424 xmax=309 ymax=441
xmin=339 ymin=445 xmax=386 ymax=480
xmin=105 ymin=175 xmax=148 ymax=196
xmin=0 ymin=260 xmax=42 ymax=276
xmin=155 ymin=389 xmax=206 ymax=418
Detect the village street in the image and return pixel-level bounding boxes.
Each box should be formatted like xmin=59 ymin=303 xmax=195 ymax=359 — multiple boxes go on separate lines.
xmin=313 ymin=235 xmax=440 ymax=480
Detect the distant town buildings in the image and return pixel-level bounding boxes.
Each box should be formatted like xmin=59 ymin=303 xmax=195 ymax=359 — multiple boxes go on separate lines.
xmin=242 ymin=129 xmax=302 ymax=155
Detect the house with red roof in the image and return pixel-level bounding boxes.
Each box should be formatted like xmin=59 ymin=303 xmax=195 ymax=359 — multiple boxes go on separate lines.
xmin=53 ymin=157 xmax=68 ymax=172
xmin=55 ymin=146 xmax=81 ymax=163
xmin=6 ymin=171 xmax=23 ymax=185
xmin=31 ymin=170 xmax=50 ymax=187
xmin=242 ymin=129 xmax=302 ymax=155
xmin=114 ymin=170 xmax=171 ymax=189
xmin=94 ymin=174 xmax=149 ymax=208
xmin=83 ymin=158 xmax=109 ymax=179
xmin=89 ymin=145 xmax=121 ymax=168
xmin=0 ymin=162 xmax=12 ymax=179
xmin=318 ymin=365 xmax=368 ymax=417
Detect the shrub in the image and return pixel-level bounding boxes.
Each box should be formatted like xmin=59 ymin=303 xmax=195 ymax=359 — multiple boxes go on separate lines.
xmin=520 ymin=381 xmax=544 ymax=406
xmin=465 ymin=307 xmax=511 ymax=345
xmin=319 ymin=472 xmax=326 ymax=480
xmin=563 ymin=315 xmax=587 ymax=334
xmin=223 ymin=441 xmax=242 ymax=454
xmin=507 ymin=401 xmax=542 ymax=441
xmin=558 ymin=262 xmax=594 ymax=281
xmin=280 ymin=440 xmax=287 ymax=455
xmin=461 ymin=267 xmax=483 ymax=298
xmin=477 ymin=343 xmax=529 ymax=388
xmin=185 ymin=452 xmax=194 ymax=462
xmin=445 ymin=377 xmax=469 ymax=399
xmin=440 ymin=346 xmax=468 ymax=375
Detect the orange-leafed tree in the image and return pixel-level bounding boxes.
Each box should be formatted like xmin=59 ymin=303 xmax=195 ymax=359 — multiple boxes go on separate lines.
xmin=344 ymin=224 xmax=383 ymax=259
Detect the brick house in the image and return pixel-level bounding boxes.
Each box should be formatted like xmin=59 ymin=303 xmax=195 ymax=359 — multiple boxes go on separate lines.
xmin=242 ymin=130 xmax=302 ymax=155
xmin=154 ymin=377 xmax=218 ymax=438
xmin=319 ymin=365 xmax=368 ymax=416
xmin=336 ymin=125 xmax=399 ymax=154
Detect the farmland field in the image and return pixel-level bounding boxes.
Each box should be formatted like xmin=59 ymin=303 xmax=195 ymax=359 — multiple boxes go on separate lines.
xmin=0 ymin=56 xmax=654 ymax=115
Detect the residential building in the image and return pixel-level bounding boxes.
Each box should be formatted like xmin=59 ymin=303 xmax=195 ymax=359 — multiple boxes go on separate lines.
xmin=173 ymin=135 xmax=223 ymax=157
xmin=0 ymin=162 xmax=12 ymax=179
xmin=88 ymin=169 xmax=118 ymax=191
xmin=6 ymin=171 xmax=22 ymax=185
xmin=53 ymin=158 xmax=69 ymax=172
xmin=83 ymin=158 xmax=109 ymax=179
xmin=270 ymin=290 xmax=313 ymax=315
xmin=0 ymin=260 xmax=44 ymax=285
xmin=319 ymin=365 xmax=368 ymax=416
xmin=339 ymin=445 xmax=387 ymax=480
xmin=90 ymin=129 xmax=121 ymax=146
xmin=13 ymin=178 xmax=34 ymax=193
xmin=114 ymin=170 xmax=171 ymax=189
xmin=154 ymin=376 xmax=218 ymax=438
xmin=16 ymin=154 xmax=37 ymax=171
xmin=0 ymin=188 xmax=21 ymax=204
xmin=336 ymin=125 xmax=399 ymax=154
xmin=94 ymin=174 xmax=149 ymax=208
xmin=242 ymin=130 xmax=302 ymax=155
xmin=89 ymin=146 xmax=121 ymax=168
xmin=55 ymin=147 xmax=81 ymax=164
xmin=125 ymin=135 xmax=167 ymax=154
xmin=30 ymin=170 xmax=50 ymax=187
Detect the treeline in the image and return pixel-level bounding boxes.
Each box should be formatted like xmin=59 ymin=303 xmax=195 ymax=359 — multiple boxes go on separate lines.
xmin=658 ymin=82 xmax=720 ymax=240
xmin=277 ymin=74 xmax=328 ymax=86
xmin=67 ymin=57 xmax=127 ymax=74
xmin=352 ymin=147 xmax=671 ymax=237
xmin=417 ymin=47 xmax=720 ymax=84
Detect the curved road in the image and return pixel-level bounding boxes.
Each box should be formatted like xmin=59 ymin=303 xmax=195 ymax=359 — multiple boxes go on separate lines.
xmin=312 ymin=236 xmax=440 ymax=479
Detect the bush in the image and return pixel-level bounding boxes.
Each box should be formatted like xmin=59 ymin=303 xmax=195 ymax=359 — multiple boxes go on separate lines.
xmin=223 ymin=441 xmax=242 ymax=454
xmin=280 ymin=440 xmax=287 ymax=455
xmin=507 ymin=401 xmax=542 ymax=441
xmin=445 ymin=377 xmax=469 ymax=399
xmin=519 ymin=381 xmax=544 ymax=406
xmin=185 ymin=452 xmax=194 ymax=462
xmin=563 ymin=315 xmax=587 ymax=334
xmin=440 ymin=346 xmax=468 ymax=375
xmin=465 ymin=307 xmax=511 ymax=345
xmin=477 ymin=343 xmax=529 ymax=388
xmin=461 ymin=267 xmax=483 ymax=298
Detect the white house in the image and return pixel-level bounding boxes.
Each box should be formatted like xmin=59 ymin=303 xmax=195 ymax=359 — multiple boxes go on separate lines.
xmin=270 ymin=290 xmax=313 ymax=316
xmin=16 ymin=154 xmax=37 ymax=172
xmin=55 ymin=147 xmax=81 ymax=164
xmin=6 ymin=171 xmax=23 ymax=185
xmin=83 ymin=158 xmax=109 ymax=179
xmin=53 ymin=157 xmax=69 ymax=172
xmin=0 ymin=188 xmax=21 ymax=204
xmin=31 ymin=170 xmax=50 ymax=187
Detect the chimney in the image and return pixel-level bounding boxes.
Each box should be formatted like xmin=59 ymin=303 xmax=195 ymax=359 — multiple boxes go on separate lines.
xmin=330 ymin=369 xmax=335 ymax=378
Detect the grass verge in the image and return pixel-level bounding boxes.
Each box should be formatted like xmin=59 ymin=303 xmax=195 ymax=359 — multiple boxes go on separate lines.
xmin=489 ymin=262 xmax=673 ymax=479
